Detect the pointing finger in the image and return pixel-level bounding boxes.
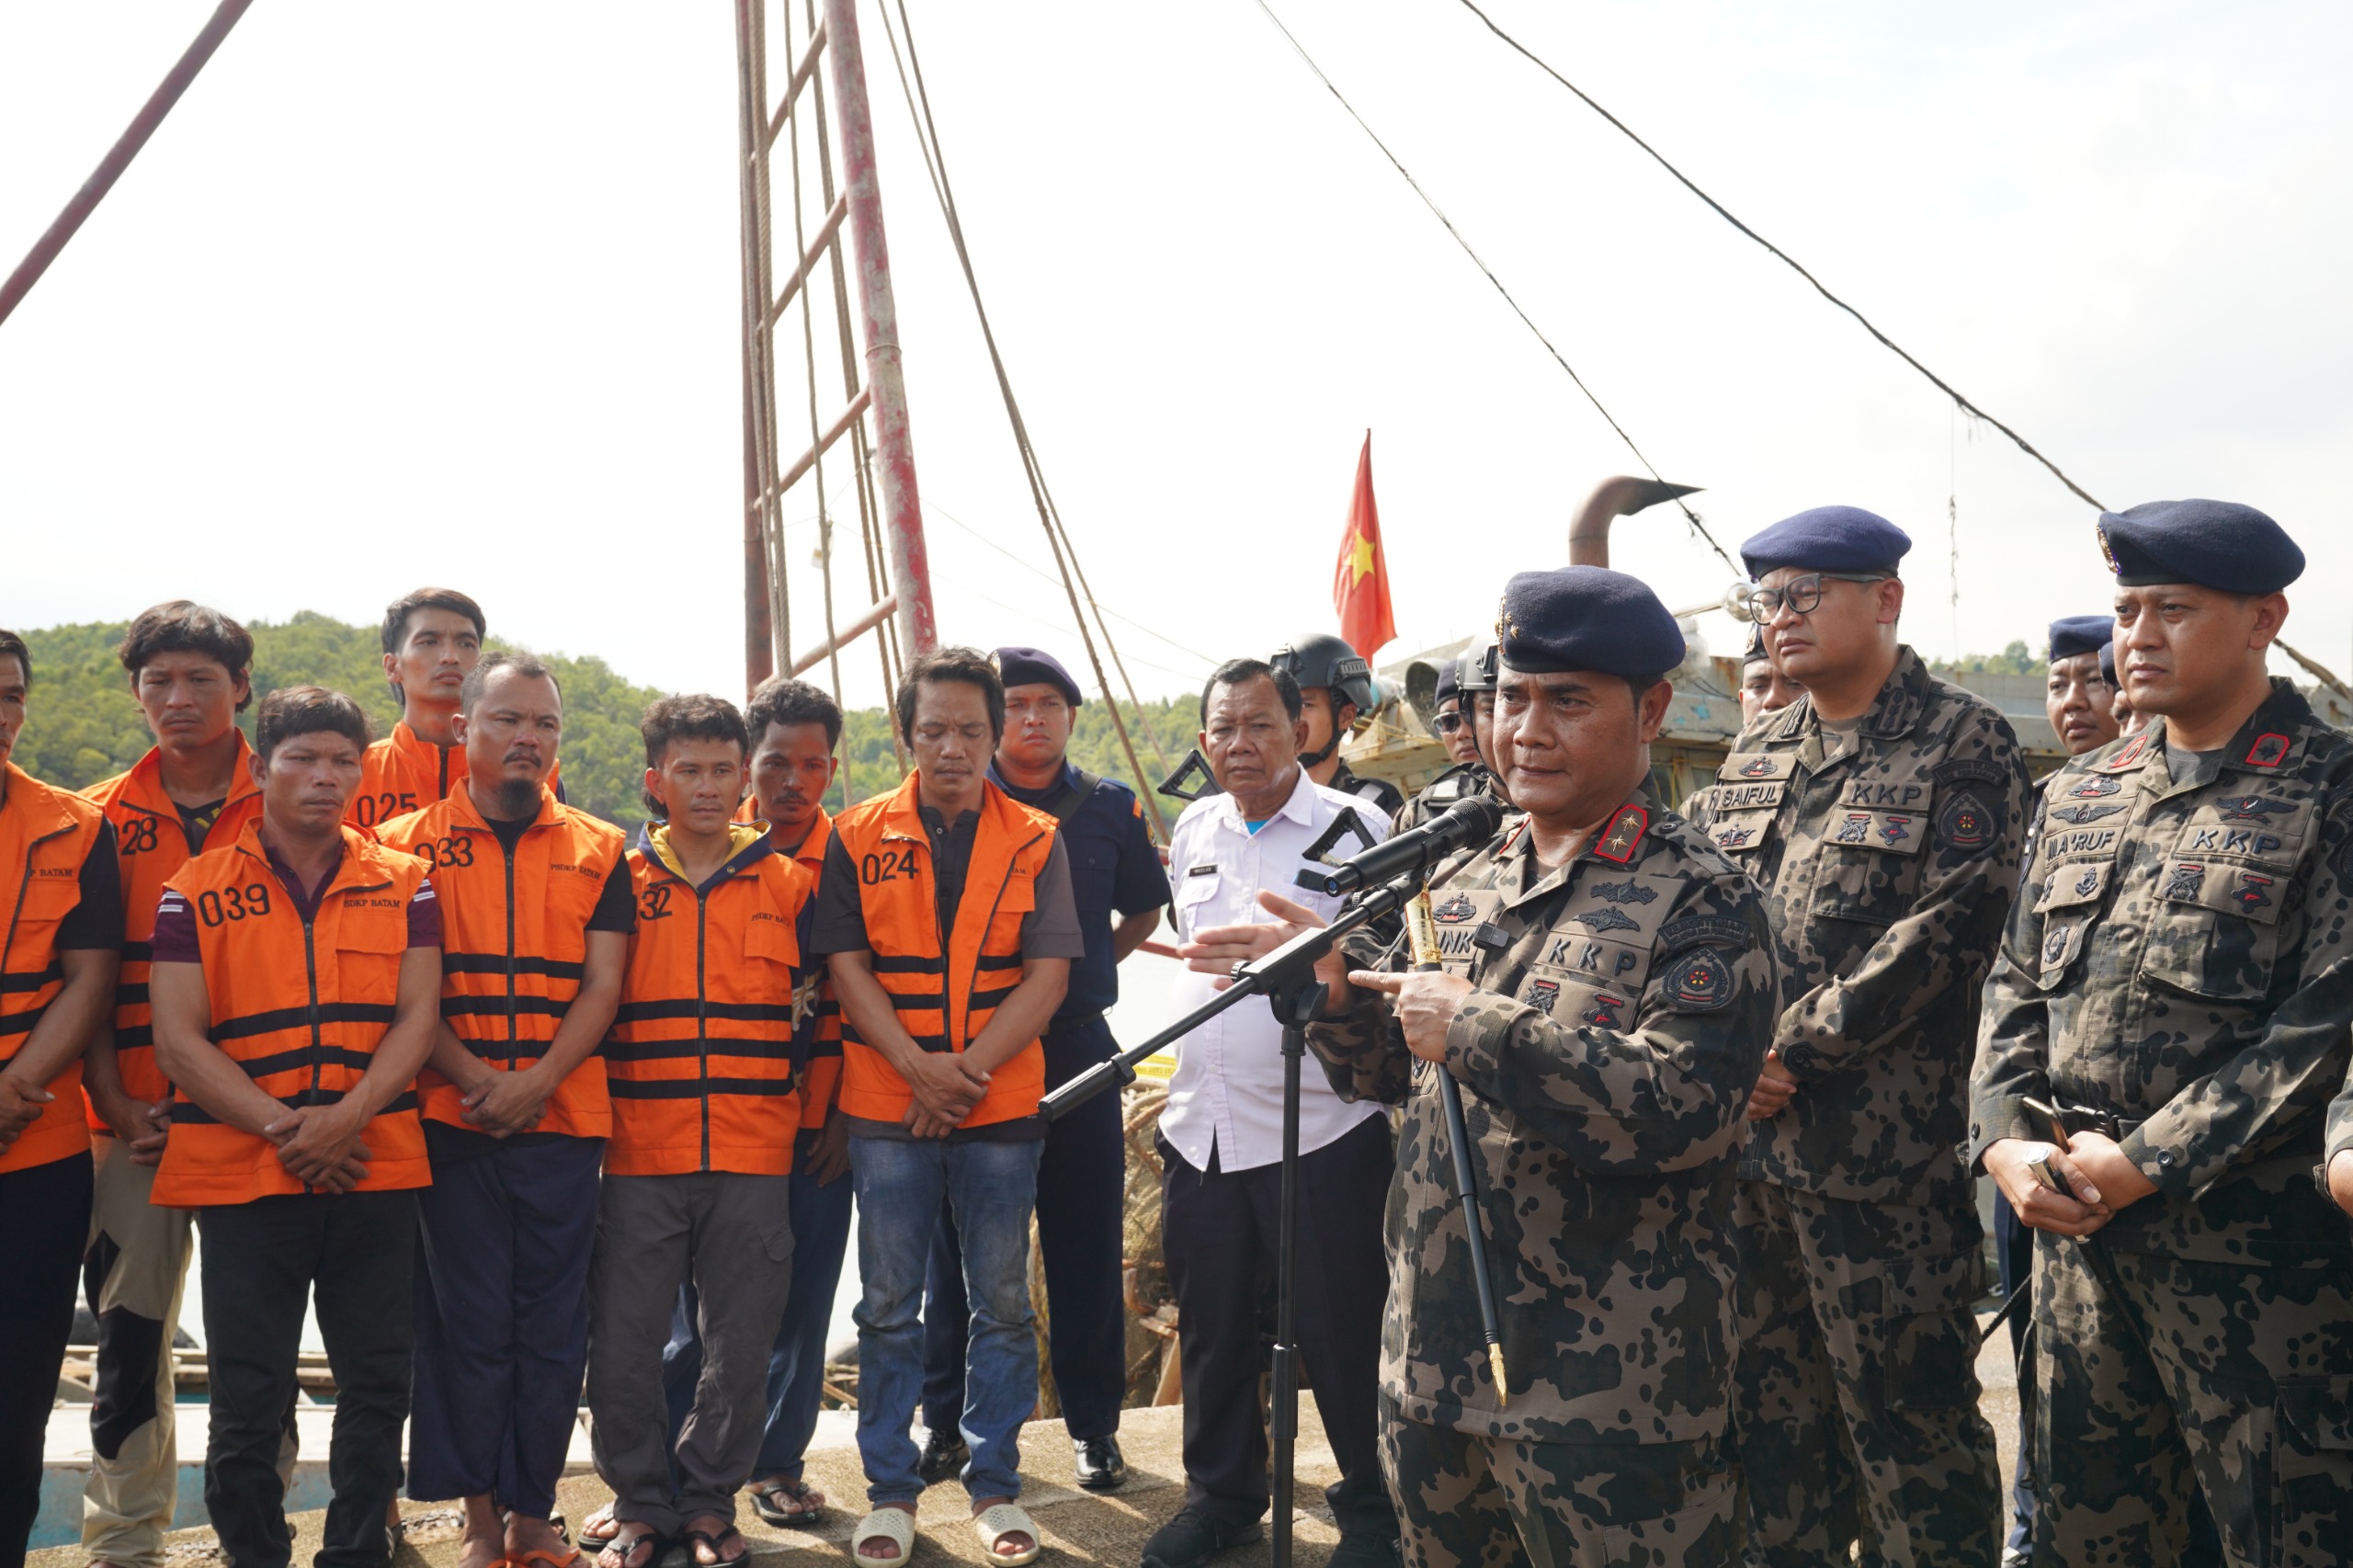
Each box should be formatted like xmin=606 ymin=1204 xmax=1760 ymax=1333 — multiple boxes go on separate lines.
xmin=1347 ymin=970 xmax=1405 ymax=994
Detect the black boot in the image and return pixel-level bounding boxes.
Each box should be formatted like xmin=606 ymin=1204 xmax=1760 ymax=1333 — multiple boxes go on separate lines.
xmin=915 ymin=1426 xmax=968 ymax=1486
xmin=1139 ymin=1507 xmax=1263 ymax=1568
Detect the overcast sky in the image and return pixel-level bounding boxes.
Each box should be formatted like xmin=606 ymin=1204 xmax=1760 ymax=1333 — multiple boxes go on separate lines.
xmin=4 ymin=1 xmax=2347 ymax=710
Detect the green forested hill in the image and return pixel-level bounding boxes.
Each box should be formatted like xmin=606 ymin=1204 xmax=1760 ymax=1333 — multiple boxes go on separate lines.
xmin=13 ymin=614 xmax=1201 ymax=835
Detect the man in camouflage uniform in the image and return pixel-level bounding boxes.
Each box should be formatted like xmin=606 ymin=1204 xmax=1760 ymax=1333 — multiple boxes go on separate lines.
xmin=1689 ymin=506 xmax=2022 ymax=1567
xmin=1196 ymin=567 xmax=1780 ymax=1564
xmin=1972 ymin=498 xmax=2353 ymax=1567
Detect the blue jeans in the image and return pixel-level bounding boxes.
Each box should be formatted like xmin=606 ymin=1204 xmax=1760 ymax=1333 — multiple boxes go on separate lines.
xmin=661 ymin=1128 xmax=858 ymax=1480
xmin=850 ymin=1134 xmax=1042 ymax=1506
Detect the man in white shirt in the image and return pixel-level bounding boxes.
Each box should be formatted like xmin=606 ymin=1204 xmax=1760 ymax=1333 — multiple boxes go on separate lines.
xmin=1142 ymin=658 xmax=1397 ymax=1568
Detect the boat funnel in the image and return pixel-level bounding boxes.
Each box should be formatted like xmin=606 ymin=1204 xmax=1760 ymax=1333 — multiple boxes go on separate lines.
xmin=1568 ymin=476 xmax=1705 ymax=568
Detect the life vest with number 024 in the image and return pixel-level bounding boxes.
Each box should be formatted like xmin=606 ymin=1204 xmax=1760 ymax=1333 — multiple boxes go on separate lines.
xmin=0 ymin=763 xmax=108 ymax=1176
xmin=606 ymin=825 xmax=813 ymax=1176
xmin=81 ymin=737 xmax=264 ymax=1119
xmin=347 ymin=722 xmax=564 ymax=831
xmin=377 ymin=783 xmax=623 ymax=1139
xmin=150 ymin=822 xmax=432 ymax=1207
xmin=829 ymin=774 xmax=1058 ymax=1129
xmin=735 ymin=799 xmax=843 ymax=1131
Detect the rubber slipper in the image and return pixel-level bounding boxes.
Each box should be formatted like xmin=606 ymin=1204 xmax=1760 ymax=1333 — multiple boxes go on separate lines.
xmin=973 ymin=1502 xmax=1041 ymax=1566
xmin=577 ymin=1505 xmax=620 ymax=1548
xmin=748 ymin=1476 xmax=827 ymax=1528
xmin=851 ymin=1507 xmax=916 ymax=1567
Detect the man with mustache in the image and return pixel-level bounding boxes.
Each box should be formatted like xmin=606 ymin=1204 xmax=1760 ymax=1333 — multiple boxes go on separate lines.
xmin=378 ymin=653 xmax=634 ymax=1568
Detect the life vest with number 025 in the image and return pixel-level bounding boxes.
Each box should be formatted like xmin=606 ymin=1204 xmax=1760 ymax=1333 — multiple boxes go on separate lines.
xmin=735 ymin=798 xmax=843 ymax=1131
xmin=606 ymin=824 xmax=813 ymax=1176
xmin=150 ymin=822 xmax=432 ymax=1207
xmin=829 ymin=774 xmax=1058 ymax=1130
xmin=377 ymin=783 xmax=624 ymax=1139
xmin=348 ymin=722 xmax=564 ymax=831
xmin=81 ymin=737 xmax=264 ymax=1119
xmin=0 ymin=763 xmax=108 ymax=1176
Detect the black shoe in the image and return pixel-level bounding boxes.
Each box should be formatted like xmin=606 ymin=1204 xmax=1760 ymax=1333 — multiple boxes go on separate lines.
xmin=1073 ymin=1434 xmax=1128 ymax=1492
xmin=1327 ymin=1533 xmax=1403 ymax=1568
xmin=1139 ymin=1507 xmax=1262 ymax=1568
xmin=915 ymin=1426 xmax=968 ymax=1486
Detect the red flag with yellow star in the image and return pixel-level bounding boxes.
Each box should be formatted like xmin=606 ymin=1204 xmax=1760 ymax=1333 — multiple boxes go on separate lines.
xmin=1332 ymin=432 xmax=1397 ymax=660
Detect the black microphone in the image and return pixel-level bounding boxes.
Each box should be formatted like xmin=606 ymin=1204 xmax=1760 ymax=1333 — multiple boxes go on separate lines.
xmin=1293 ymin=794 xmax=1506 ymax=899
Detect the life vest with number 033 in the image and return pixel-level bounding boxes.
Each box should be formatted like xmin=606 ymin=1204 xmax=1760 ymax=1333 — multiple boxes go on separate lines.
xmin=735 ymin=799 xmax=844 ymax=1131
xmin=378 ymin=783 xmax=623 ymax=1137
xmin=0 ymin=764 xmax=108 ymax=1176
xmin=81 ymin=736 xmax=264 ymax=1119
xmin=348 ymin=721 xmax=564 ymax=831
xmin=606 ymin=827 xmax=814 ymax=1176
xmin=830 ymin=774 xmax=1058 ymax=1129
xmin=150 ymin=822 xmax=432 ymax=1207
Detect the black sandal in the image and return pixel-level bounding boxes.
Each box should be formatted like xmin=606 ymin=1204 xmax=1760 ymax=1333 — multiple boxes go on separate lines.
xmin=684 ymin=1524 xmax=749 ymax=1567
xmin=596 ymin=1524 xmax=667 ymax=1568
xmin=748 ymin=1476 xmax=827 ymax=1528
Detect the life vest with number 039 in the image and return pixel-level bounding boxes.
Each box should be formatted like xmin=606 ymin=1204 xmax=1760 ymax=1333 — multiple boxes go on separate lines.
xmin=81 ymin=736 xmax=264 ymax=1119
xmin=606 ymin=828 xmax=814 ymax=1176
xmin=0 ymin=764 xmax=108 ymax=1176
xmin=734 ymin=800 xmax=844 ymax=1132
xmin=150 ymin=823 xmax=432 ymax=1207
xmin=377 ymin=784 xmax=625 ymax=1139
xmin=347 ymin=721 xmax=564 ymax=831
xmin=829 ymin=774 xmax=1059 ymax=1129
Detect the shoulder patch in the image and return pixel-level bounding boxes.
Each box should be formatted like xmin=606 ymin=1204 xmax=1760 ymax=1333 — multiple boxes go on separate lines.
xmin=1661 ymin=948 xmax=1733 ymax=1012
xmin=2243 ymin=732 xmax=2293 ymax=770
xmin=1593 ymin=804 xmax=1649 ymax=864
xmin=1933 ymin=757 xmax=2006 ymax=787
xmin=1658 ymin=915 xmax=1750 ymax=952
xmin=1936 ymin=790 xmax=1997 ymax=852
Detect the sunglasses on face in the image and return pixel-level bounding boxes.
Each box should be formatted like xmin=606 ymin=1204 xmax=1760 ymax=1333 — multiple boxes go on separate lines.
xmin=1434 ymin=711 xmax=1466 ymax=734
xmin=1745 ymin=572 xmax=1890 ymax=622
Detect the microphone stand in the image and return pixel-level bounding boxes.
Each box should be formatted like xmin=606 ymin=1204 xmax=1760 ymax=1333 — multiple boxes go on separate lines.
xmin=1040 ymin=870 xmax=1423 ymax=1568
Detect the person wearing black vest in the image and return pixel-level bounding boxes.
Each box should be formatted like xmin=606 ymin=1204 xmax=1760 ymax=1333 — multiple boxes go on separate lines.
xmin=915 ymin=648 xmax=1170 ymax=1494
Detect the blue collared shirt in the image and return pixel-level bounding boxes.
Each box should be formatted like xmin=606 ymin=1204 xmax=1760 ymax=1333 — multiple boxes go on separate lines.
xmin=987 ymin=760 xmax=1170 ymax=1028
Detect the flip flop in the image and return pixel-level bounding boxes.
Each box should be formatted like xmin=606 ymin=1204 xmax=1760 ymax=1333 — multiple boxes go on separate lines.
xmin=513 ymin=1551 xmax=585 ymax=1568
xmin=747 ymin=1475 xmax=827 ymax=1528
xmin=595 ymin=1525 xmax=667 ymax=1568
xmin=683 ymin=1524 xmax=750 ymax=1567
xmin=973 ymin=1503 xmax=1041 ymax=1567
xmin=577 ymin=1505 xmax=621 ymax=1549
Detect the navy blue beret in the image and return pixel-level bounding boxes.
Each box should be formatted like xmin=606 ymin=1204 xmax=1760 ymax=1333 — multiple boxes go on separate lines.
xmin=1740 ymin=506 xmax=1911 ymax=578
xmin=1496 ymin=566 xmax=1685 ymax=680
xmin=1743 ymin=623 xmax=1768 ymax=663
xmin=2098 ymin=641 xmax=2117 ymax=688
xmin=1433 ymin=657 xmax=1460 ymax=706
xmin=2097 ymin=499 xmax=2303 ymax=594
xmin=2048 ymin=615 xmax=2113 ymax=662
xmin=993 ymin=645 xmax=1082 ymax=707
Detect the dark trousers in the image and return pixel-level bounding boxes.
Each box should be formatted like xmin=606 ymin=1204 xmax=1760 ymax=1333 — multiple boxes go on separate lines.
xmin=923 ymin=1017 xmax=1130 ymax=1442
xmin=1158 ymin=1114 xmax=1394 ymax=1537
xmin=1994 ymin=1189 xmax=2038 ymax=1551
xmin=663 ymin=1127 xmax=858 ymax=1479
xmin=199 ymin=1191 xmax=417 ymax=1568
xmin=408 ymin=1134 xmax=603 ymax=1518
xmin=0 ymin=1151 xmax=94 ymax=1564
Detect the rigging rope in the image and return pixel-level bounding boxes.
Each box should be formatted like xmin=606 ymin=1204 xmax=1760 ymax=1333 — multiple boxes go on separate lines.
xmin=1450 ymin=0 xmax=2112 ymax=514
xmin=1251 ymin=0 xmax=1741 ymax=578
xmin=877 ymin=0 xmax=1176 ymax=836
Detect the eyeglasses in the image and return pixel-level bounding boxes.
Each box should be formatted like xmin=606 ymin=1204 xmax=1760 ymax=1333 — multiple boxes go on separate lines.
xmin=1433 ymin=711 xmax=1466 ymax=734
xmin=1745 ymin=572 xmax=1890 ymax=622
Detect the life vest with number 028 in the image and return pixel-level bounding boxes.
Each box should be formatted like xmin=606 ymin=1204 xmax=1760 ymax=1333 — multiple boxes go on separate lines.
xmin=606 ymin=825 xmax=814 ymax=1176
xmin=347 ymin=722 xmax=564 ymax=831
xmin=377 ymin=783 xmax=624 ymax=1139
xmin=81 ymin=736 xmax=264 ymax=1119
xmin=150 ymin=822 xmax=432 ymax=1207
xmin=829 ymin=774 xmax=1058 ymax=1129
xmin=735 ymin=799 xmax=843 ymax=1131
xmin=0 ymin=763 xmax=108 ymax=1176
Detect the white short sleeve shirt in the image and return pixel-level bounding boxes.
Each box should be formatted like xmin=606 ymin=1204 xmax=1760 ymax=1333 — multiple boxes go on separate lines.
xmin=1156 ymin=765 xmax=1392 ymax=1173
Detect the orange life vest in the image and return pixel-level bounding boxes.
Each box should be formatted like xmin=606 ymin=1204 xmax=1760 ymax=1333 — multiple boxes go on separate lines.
xmin=150 ymin=822 xmax=433 ymax=1207
xmin=605 ymin=826 xmax=813 ymax=1176
xmin=737 ymin=800 xmax=843 ymax=1131
xmin=377 ymin=783 xmax=623 ymax=1138
xmin=82 ymin=739 xmax=265 ymax=1117
xmin=348 ymin=721 xmax=564 ymax=830
xmin=830 ymin=775 xmax=1057 ymax=1130
xmin=0 ymin=763 xmax=107 ymax=1175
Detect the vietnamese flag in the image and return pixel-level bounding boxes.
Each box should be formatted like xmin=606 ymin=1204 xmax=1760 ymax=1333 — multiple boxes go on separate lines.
xmin=1332 ymin=432 xmax=1397 ymax=661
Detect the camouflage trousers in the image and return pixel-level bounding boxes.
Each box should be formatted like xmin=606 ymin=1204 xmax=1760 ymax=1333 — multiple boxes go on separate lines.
xmin=1381 ymin=1398 xmax=1740 ymax=1568
xmin=2029 ymin=1233 xmax=2353 ymax=1567
xmin=1728 ymin=1180 xmax=2001 ymax=1568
